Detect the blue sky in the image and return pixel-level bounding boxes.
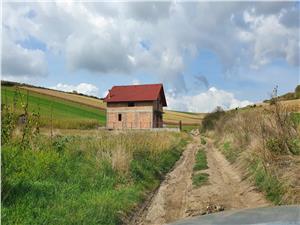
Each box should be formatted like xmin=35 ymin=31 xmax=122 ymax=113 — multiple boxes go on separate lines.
xmin=2 ymin=2 xmax=299 ymax=112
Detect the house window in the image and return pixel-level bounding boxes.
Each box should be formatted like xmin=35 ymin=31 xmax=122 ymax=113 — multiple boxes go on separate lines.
xmin=128 ymin=102 xmax=135 ymax=107
xmin=118 ymin=113 xmax=122 ymax=121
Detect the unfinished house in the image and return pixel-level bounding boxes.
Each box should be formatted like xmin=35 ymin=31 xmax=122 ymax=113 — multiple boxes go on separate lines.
xmin=103 ymin=84 xmax=167 ymax=129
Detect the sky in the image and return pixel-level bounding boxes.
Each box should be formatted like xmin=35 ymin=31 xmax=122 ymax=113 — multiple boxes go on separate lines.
xmin=2 ymin=1 xmax=300 ymax=113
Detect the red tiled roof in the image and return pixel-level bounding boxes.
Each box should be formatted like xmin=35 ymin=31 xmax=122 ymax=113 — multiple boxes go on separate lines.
xmin=104 ymin=83 xmax=167 ymax=106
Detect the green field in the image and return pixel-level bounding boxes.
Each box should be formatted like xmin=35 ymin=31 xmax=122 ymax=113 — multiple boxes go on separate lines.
xmin=1 ymin=86 xmax=105 ymax=128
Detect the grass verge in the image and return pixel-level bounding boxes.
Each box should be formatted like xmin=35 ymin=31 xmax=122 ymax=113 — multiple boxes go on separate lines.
xmin=249 ymin=160 xmax=284 ymax=204
xmin=1 ymin=132 xmax=188 ymax=224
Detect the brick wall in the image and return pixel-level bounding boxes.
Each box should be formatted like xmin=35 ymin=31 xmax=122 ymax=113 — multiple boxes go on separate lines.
xmin=106 ymin=101 xmax=154 ymax=129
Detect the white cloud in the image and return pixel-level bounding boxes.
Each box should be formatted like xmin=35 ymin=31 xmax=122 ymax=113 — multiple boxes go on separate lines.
xmin=132 ymin=79 xmax=140 ymax=85
xmin=50 ymin=83 xmax=99 ymax=96
xmin=2 ymin=34 xmax=47 ymax=77
xmin=239 ymin=10 xmax=299 ymax=67
xmin=166 ymin=87 xmax=252 ymax=113
xmin=2 ymin=2 xmax=299 ymax=92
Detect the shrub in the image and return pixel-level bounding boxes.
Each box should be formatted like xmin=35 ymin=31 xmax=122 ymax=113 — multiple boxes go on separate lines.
xmin=201 ymin=106 xmax=225 ymax=131
xmin=295 ymin=85 xmax=300 ymax=99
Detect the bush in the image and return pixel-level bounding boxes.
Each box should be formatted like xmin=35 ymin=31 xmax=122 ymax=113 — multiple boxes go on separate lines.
xmin=295 ymin=85 xmax=300 ymax=99
xmin=201 ymin=106 xmax=225 ymax=131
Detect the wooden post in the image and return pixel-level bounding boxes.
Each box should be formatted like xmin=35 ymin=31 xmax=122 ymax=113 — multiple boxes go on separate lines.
xmin=179 ymin=120 xmax=182 ymax=131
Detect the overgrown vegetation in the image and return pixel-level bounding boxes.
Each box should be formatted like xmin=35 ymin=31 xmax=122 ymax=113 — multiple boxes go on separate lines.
xmin=201 ymin=106 xmax=225 ymax=132
xmin=1 ymin=89 xmax=189 ymax=224
xmin=202 ymin=86 xmax=300 ymax=204
xmin=249 ymin=160 xmax=284 ymax=204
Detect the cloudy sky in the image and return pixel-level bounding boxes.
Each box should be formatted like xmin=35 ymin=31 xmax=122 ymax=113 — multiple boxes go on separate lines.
xmin=2 ymin=1 xmax=299 ymax=112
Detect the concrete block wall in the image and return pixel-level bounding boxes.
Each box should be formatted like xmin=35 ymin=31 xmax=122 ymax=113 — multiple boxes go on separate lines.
xmin=106 ymin=101 xmax=154 ymax=129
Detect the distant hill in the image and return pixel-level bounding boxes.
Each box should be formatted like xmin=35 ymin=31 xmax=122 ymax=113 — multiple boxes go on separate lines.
xmin=263 ymin=85 xmax=300 ymax=102
xmin=1 ymin=81 xmax=204 ymax=129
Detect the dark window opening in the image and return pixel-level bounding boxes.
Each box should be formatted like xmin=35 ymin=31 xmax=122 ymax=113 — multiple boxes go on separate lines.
xmin=128 ymin=102 xmax=135 ymax=107
xmin=118 ymin=113 xmax=122 ymax=121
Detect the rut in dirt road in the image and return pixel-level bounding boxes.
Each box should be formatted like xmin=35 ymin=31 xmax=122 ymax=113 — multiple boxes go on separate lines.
xmin=131 ymin=136 xmax=270 ymax=225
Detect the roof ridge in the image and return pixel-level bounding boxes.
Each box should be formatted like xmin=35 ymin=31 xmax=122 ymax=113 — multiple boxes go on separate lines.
xmin=112 ymin=83 xmax=163 ymax=88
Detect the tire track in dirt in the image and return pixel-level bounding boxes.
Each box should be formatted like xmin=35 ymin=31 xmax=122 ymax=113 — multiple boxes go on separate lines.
xmin=130 ymin=136 xmax=270 ymax=225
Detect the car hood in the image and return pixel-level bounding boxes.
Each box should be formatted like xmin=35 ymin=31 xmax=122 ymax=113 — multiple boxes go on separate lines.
xmin=169 ymin=205 xmax=300 ymax=225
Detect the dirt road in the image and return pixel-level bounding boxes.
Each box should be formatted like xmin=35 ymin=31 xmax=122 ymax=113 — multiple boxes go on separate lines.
xmin=130 ymin=136 xmax=270 ymax=225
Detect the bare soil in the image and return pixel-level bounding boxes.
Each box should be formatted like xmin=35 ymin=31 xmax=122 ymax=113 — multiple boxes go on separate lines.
xmin=130 ymin=136 xmax=270 ymax=225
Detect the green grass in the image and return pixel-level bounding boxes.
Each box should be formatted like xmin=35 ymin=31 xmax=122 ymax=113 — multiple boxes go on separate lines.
xmin=192 ymin=173 xmax=209 ymax=187
xmin=192 ymin=148 xmax=209 ymax=187
xmin=201 ymin=137 xmax=207 ymax=145
xmin=221 ymin=141 xmax=241 ymax=163
xmin=291 ymin=112 xmax=300 ymax=125
xmin=193 ymin=148 xmax=208 ymax=171
xmin=2 ymin=132 xmax=188 ymax=224
xmin=165 ymin=124 xmax=199 ymax=132
xmin=1 ymin=86 xmax=106 ymax=128
xmin=249 ymin=160 xmax=284 ymax=204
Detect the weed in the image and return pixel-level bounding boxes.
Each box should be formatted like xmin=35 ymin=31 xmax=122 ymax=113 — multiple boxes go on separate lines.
xmin=221 ymin=141 xmax=240 ymax=163
xmin=249 ymin=160 xmax=284 ymax=204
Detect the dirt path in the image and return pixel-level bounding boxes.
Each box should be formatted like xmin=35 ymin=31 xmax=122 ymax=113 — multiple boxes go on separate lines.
xmin=130 ymin=136 xmax=270 ymax=225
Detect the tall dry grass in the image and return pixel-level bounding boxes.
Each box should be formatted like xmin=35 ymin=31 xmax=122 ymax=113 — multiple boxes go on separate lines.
xmin=208 ymin=99 xmax=300 ymax=204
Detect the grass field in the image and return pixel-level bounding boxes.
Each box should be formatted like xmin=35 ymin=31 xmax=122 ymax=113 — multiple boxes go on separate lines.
xmin=21 ymin=86 xmax=106 ymax=109
xmin=1 ymin=86 xmax=105 ymax=128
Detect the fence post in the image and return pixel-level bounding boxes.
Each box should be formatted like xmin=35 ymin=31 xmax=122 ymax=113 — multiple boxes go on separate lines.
xmin=179 ymin=120 xmax=182 ymax=131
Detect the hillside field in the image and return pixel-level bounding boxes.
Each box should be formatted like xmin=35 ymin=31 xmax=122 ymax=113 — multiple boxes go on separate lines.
xmin=1 ymin=86 xmax=106 ymax=129
xmin=1 ymin=84 xmax=203 ymax=129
